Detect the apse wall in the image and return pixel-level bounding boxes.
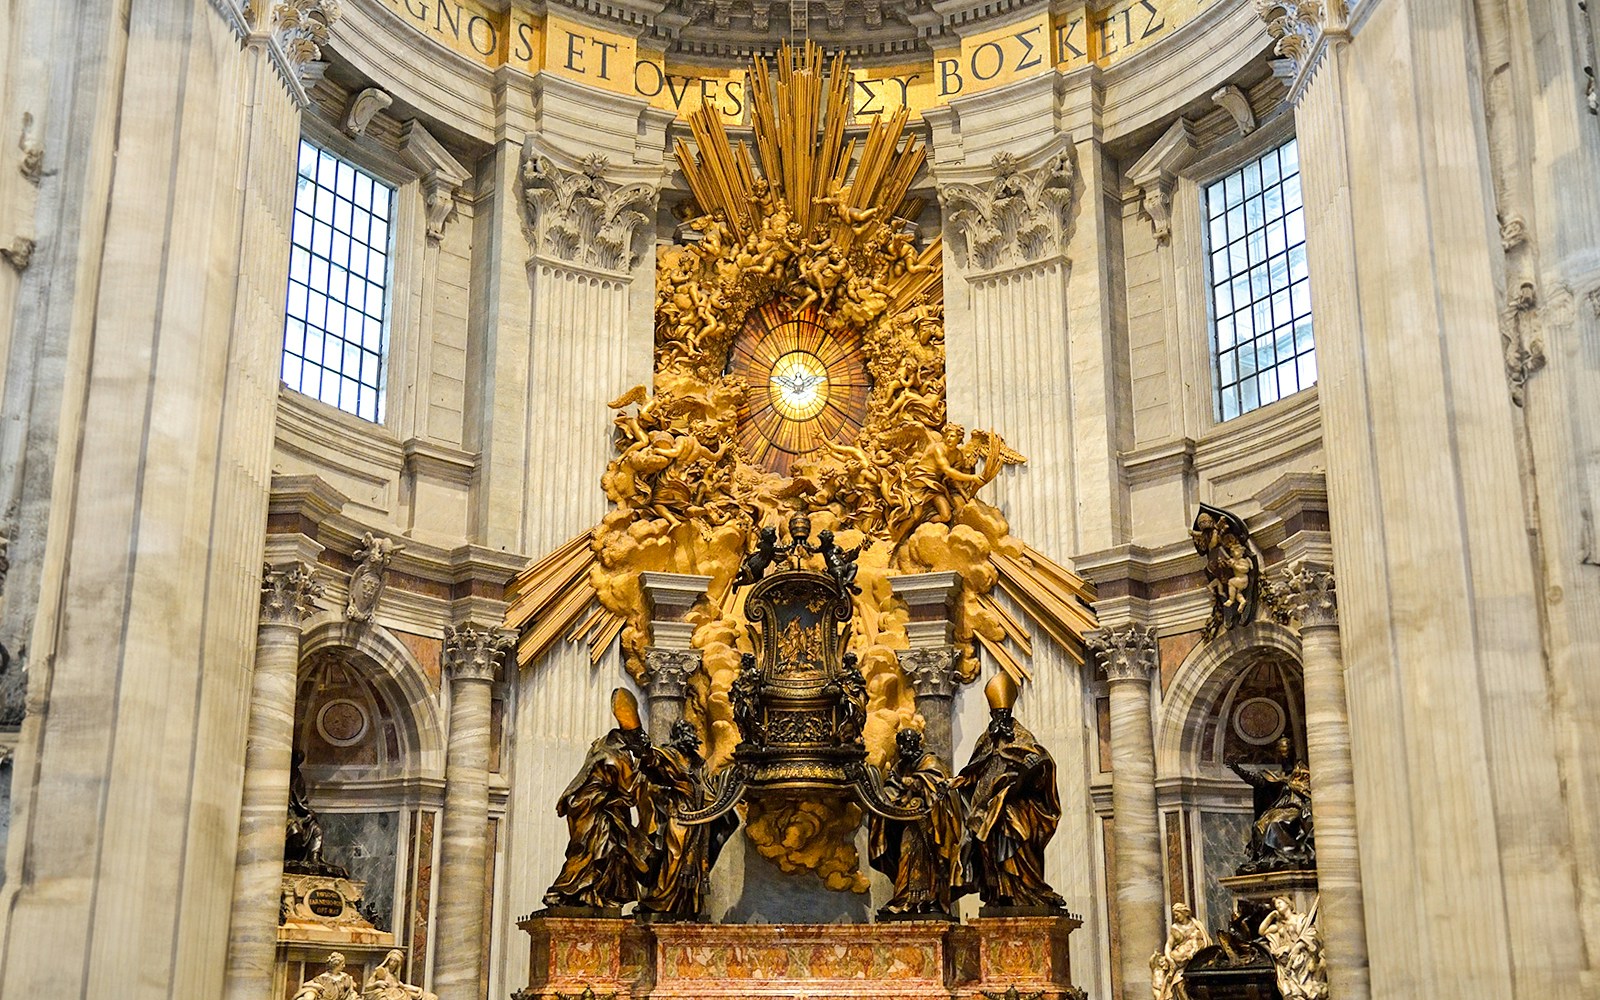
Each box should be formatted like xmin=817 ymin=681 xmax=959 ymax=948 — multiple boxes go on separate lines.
xmin=250 ymin=3 xmax=1337 ymax=999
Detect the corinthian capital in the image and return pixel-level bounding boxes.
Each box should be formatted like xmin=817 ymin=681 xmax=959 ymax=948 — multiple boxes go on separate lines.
xmin=443 ymin=622 xmax=516 ymax=683
xmin=936 ymin=143 xmax=1077 ymax=275
xmin=1086 ymin=622 xmax=1158 ymax=683
xmin=257 ymin=0 xmax=341 ymax=106
xmin=1280 ymin=559 xmax=1337 ymax=630
xmin=896 ymin=647 xmax=959 ymax=698
xmin=520 ymin=147 xmax=658 ymax=274
xmin=260 ymin=561 xmax=324 ymax=626
xmin=643 ymin=648 xmax=699 ymax=699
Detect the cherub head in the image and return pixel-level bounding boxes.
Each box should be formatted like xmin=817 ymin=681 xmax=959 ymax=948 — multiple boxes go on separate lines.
xmin=817 ymin=528 xmax=836 ymax=550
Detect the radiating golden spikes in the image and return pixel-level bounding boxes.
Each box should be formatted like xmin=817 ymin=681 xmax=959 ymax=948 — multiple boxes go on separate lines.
xmin=674 ymin=41 xmax=928 ymax=244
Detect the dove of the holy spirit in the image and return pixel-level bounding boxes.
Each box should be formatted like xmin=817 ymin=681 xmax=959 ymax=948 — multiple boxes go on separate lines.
xmin=769 ymin=351 xmax=829 ymax=420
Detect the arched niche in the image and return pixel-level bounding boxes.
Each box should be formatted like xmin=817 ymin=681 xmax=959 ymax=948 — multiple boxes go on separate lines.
xmin=289 ymin=614 xmax=447 ymax=946
xmin=295 ymin=612 xmax=445 ymax=784
xmin=1152 ymin=620 xmax=1307 ymax=928
xmin=1155 ymin=620 xmax=1305 ymax=780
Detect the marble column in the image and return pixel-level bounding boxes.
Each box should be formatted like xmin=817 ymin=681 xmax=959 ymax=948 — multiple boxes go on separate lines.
xmin=896 ymin=648 xmax=960 ymax=768
xmin=1087 ymin=623 xmax=1162 ymax=1000
xmin=223 ymin=562 xmax=323 ymax=1000
xmin=643 ymin=649 xmax=698 ymax=744
xmin=891 ymin=572 xmax=963 ymax=767
xmin=1280 ymin=561 xmax=1368 ymax=1000
xmin=433 ymin=622 xmax=514 ymax=1000
xmin=640 ymin=572 xmax=711 ymax=742
xmin=487 ymin=85 xmax=674 ymax=998
xmin=1289 ymin=1 xmax=1588 ymax=991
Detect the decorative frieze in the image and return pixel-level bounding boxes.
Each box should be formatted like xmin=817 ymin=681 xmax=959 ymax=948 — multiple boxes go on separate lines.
xmin=1086 ymin=622 xmax=1158 ymax=683
xmin=1279 ymin=559 xmax=1337 ymax=631
xmin=520 ymin=148 xmax=659 ymax=275
xmin=343 ymin=531 xmax=400 ymax=623
xmin=259 ymin=561 xmax=323 ymax=626
xmin=442 ymin=622 xmax=515 ymax=683
xmin=938 ymin=147 xmax=1077 ymax=274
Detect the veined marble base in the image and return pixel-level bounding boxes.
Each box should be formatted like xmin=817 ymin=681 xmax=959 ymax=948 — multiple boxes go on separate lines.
xmin=514 ymin=915 xmax=1083 ymax=1000
xmin=515 ymin=915 xmax=651 ymax=999
xmin=1219 ymin=868 xmax=1319 ymax=914
xmin=951 ymin=914 xmax=1084 ymax=1000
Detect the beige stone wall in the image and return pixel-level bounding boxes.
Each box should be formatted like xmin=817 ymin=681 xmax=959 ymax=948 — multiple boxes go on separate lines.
xmin=0 ymin=1 xmax=307 ymax=996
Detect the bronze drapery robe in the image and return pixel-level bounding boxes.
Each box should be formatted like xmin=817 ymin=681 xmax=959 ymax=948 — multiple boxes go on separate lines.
xmin=543 ymin=729 xmax=651 ymax=908
xmin=868 ymin=749 xmax=966 ymax=914
xmin=956 ymin=721 xmax=1065 ymax=908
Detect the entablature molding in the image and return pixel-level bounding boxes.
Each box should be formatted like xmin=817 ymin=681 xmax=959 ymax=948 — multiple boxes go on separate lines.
xmin=267 ymin=474 xmax=529 ymax=638
xmin=1125 ymin=116 xmax=1197 ymax=243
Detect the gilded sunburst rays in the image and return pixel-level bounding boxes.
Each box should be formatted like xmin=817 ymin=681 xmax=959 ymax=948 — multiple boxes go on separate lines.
xmin=727 ymin=303 xmax=870 ymax=474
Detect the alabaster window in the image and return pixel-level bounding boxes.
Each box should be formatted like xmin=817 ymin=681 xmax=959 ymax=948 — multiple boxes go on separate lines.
xmin=1204 ymin=137 xmax=1315 ymax=422
xmin=282 ymin=139 xmax=396 ymax=423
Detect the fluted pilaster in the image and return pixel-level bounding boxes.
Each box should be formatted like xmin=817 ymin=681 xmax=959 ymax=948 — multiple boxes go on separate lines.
xmin=1279 ymin=560 xmax=1367 ymax=1000
xmin=434 ymin=622 xmax=514 ymax=1000
xmin=223 ymin=562 xmax=323 ymax=1000
xmin=1087 ymin=622 xmax=1162 ymax=1000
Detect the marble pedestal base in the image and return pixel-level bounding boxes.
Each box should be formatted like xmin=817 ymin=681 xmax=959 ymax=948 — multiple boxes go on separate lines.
xmin=514 ymin=915 xmax=1084 ymax=1000
xmin=950 ymin=914 xmax=1085 ymax=1000
xmin=1219 ymin=868 xmax=1319 ymax=914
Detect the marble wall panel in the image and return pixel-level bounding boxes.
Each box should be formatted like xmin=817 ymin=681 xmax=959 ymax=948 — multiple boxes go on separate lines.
xmin=1199 ymin=810 xmax=1249 ymax=929
xmin=323 ymin=810 xmax=401 ymax=931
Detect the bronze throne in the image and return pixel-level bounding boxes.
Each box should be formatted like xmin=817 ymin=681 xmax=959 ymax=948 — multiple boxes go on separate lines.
xmin=681 ymin=558 xmax=923 ymax=827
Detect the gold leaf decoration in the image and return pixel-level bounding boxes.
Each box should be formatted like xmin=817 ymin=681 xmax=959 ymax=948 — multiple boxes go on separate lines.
xmin=505 ymin=43 xmax=1098 ymax=888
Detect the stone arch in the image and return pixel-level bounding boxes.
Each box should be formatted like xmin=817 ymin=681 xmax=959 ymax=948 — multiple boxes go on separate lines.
xmin=297 ymin=612 xmax=445 ymax=781
xmin=1154 ymin=619 xmax=1303 ymax=779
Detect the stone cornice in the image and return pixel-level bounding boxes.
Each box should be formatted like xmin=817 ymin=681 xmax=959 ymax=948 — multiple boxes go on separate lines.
xmin=1125 ymin=117 xmax=1197 ymax=244
xmin=266 ymin=474 xmax=528 ymax=637
xmin=400 ymin=120 xmax=472 ymax=243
